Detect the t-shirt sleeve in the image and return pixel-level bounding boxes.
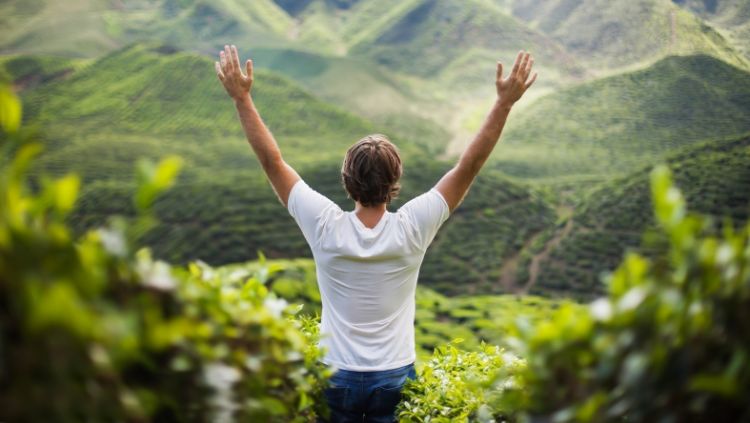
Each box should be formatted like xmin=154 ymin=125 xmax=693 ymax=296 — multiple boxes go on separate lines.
xmin=398 ymin=188 xmax=451 ymax=250
xmin=287 ymin=180 xmax=340 ymax=246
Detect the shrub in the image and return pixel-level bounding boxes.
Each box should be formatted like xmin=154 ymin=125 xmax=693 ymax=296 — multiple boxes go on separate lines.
xmin=398 ymin=341 xmax=526 ymax=422
xmin=506 ymin=166 xmax=750 ymax=422
xmin=0 ymin=87 xmax=329 ymax=422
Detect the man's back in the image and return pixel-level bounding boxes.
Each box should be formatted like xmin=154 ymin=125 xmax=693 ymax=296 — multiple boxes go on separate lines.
xmin=288 ymin=180 xmax=450 ymax=371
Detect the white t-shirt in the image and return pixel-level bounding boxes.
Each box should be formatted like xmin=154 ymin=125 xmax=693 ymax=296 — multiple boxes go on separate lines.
xmin=287 ymin=180 xmax=450 ymax=371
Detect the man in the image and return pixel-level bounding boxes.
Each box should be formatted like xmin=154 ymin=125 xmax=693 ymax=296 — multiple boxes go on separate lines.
xmin=215 ymin=45 xmax=536 ymax=422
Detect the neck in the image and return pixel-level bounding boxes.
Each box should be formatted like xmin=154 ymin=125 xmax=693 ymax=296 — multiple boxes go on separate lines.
xmin=354 ymin=202 xmax=387 ymax=229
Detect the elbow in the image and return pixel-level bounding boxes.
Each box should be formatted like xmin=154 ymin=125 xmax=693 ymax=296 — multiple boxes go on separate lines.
xmin=457 ymin=158 xmax=483 ymax=178
xmin=259 ymin=151 xmax=284 ymax=172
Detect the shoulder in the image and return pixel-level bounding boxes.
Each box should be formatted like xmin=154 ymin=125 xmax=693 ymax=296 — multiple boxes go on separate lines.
xmin=397 ymin=189 xmax=450 ymax=219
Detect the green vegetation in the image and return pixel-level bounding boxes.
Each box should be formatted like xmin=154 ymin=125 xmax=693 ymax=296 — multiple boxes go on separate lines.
xmin=396 ymin=165 xmax=750 ymax=422
xmin=508 ymin=0 xmax=748 ymax=69
xmin=7 ymin=43 xmax=750 ymax=304
xmin=69 ymin=159 xmax=555 ymax=296
xmin=4 ymin=78 xmax=750 ymax=421
xmin=17 ymin=44 xmax=376 ymax=165
xmin=531 ymin=133 xmax=750 ymax=299
xmin=0 ymin=0 xmax=293 ymax=57
xmin=496 ymin=54 xmax=750 ymax=181
xmin=238 ymin=256 xmax=573 ymax=357
xmin=398 ymin=342 xmax=526 ymax=422
xmin=346 ymin=0 xmax=583 ymax=87
xmin=0 ymin=45 xmax=554 ymax=298
xmin=674 ymin=0 xmax=750 ymax=59
xmin=0 ymin=91 xmax=329 ymax=421
xmin=508 ymin=166 xmax=750 ymax=422
xmin=4 ymin=0 xmax=749 ymax=180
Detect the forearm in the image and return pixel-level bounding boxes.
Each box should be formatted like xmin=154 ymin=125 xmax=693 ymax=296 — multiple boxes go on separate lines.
xmin=217 ymin=45 xmax=300 ymax=206
xmin=234 ymin=93 xmax=283 ymax=170
xmin=435 ymin=51 xmax=535 ymax=212
xmin=456 ymin=99 xmax=513 ymax=175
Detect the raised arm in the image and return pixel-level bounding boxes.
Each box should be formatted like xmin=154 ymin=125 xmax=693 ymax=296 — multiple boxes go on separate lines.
xmin=435 ymin=51 xmax=537 ymax=212
xmin=215 ymin=45 xmax=300 ymax=206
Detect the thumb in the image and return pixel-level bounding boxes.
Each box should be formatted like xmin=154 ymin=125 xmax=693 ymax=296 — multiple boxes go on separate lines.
xmin=496 ymin=61 xmax=503 ymax=80
xmin=246 ymin=59 xmax=253 ymax=78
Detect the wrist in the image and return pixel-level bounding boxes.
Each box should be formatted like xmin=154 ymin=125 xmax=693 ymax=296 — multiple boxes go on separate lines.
xmin=496 ymin=97 xmax=514 ymax=111
xmin=233 ymin=92 xmax=252 ymax=106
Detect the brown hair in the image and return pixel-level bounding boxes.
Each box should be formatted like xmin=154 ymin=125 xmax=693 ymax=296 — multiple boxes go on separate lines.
xmin=341 ymin=134 xmax=402 ymax=207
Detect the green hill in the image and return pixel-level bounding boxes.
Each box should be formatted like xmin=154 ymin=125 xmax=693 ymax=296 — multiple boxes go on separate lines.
xmin=345 ymin=0 xmax=584 ymax=90
xmin=8 ymin=44 xmax=387 ymax=180
xmin=673 ymin=0 xmax=750 ymax=59
xmin=248 ymin=47 xmax=451 ymax=151
xmin=493 ymin=54 xmax=750 ymax=182
xmin=0 ymin=0 xmax=293 ymax=56
xmin=524 ymin=133 xmax=750 ymax=299
xmin=507 ymin=0 xmax=748 ymax=69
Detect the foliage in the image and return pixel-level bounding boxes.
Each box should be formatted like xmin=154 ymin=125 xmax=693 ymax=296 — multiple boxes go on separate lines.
xmin=398 ymin=342 xmax=526 ymax=423
xmin=533 ymin=134 xmax=750 ymax=299
xmin=497 ymin=55 xmax=750 ymax=181
xmin=507 ymin=165 xmax=750 ymax=422
xmin=413 ymin=288 xmax=574 ymax=357
xmin=0 ymin=88 xmax=329 ymax=422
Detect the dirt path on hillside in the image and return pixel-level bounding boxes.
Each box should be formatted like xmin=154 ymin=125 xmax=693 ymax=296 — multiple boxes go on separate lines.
xmin=523 ymin=217 xmax=574 ymax=293
xmin=498 ymin=229 xmax=545 ymax=292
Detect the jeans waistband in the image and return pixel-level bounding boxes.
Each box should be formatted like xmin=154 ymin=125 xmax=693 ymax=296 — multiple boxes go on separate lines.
xmin=327 ymin=362 xmax=415 ymax=381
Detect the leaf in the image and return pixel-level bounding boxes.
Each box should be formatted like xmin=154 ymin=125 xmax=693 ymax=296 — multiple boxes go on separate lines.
xmin=53 ymin=174 xmax=81 ymax=213
xmin=134 ymin=156 xmax=183 ymax=211
xmin=0 ymin=84 xmax=21 ymax=133
xmin=152 ymin=155 xmax=183 ymax=191
xmin=650 ymin=165 xmax=685 ymax=229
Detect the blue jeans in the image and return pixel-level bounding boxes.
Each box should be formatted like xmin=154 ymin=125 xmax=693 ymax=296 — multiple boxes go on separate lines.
xmin=321 ymin=363 xmax=416 ymax=423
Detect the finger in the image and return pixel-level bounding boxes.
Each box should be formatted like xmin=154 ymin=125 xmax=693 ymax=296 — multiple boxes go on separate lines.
xmin=231 ymin=45 xmax=241 ymax=73
xmin=215 ymin=62 xmax=225 ymax=81
xmin=496 ymin=61 xmax=503 ymax=80
xmin=224 ymin=45 xmax=234 ymax=72
xmin=511 ymin=50 xmax=523 ymax=76
xmin=525 ymin=72 xmax=538 ymax=89
xmin=519 ymin=52 xmax=530 ymax=76
xmin=525 ymin=55 xmax=534 ymax=74
xmin=219 ymin=50 xmax=227 ymax=70
xmin=246 ymin=59 xmax=253 ymax=79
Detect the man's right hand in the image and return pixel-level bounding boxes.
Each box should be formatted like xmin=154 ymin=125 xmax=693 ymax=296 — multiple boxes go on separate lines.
xmin=496 ymin=51 xmax=537 ymax=106
xmin=215 ymin=44 xmax=254 ymax=101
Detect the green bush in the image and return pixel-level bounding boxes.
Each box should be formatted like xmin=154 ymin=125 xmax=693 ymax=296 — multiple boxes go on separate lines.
xmin=398 ymin=342 xmax=526 ymax=423
xmin=0 ymin=87 xmax=329 ymax=422
xmin=506 ymin=166 xmax=750 ymax=422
